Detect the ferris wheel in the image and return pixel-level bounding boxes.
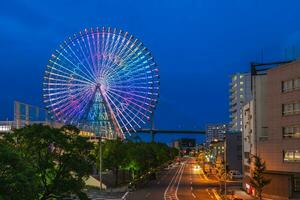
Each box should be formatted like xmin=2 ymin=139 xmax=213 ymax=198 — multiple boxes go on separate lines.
xmin=43 ymin=27 xmax=160 ymax=139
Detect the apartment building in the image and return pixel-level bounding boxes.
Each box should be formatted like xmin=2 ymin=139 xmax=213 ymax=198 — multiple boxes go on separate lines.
xmin=242 ymin=60 xmax=300 ymax=199
xmin=242 ymin=74 xmax=268 ymax=196
xmin=261 ymin=61 xmax=300 ymax=199
xmin=205 ymin=124 xmax=228 ymax=144
xmin=229 ymin=73 xmax=252 ymax=131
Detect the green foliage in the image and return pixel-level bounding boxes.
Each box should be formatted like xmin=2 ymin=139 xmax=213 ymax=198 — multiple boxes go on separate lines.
xmin=1 ymin=124 xmax=95 ymax=200
xmin=0 ymin=141 xmax=40 ymax=200
xmin=97 ymin=140 xmax=178 ymax=185
xmin=250 ymin=155 xmax=271 ymax=200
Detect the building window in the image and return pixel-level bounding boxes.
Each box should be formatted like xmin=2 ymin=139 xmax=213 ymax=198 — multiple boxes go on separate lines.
xmin=284 ymin=150 xmax=300 ymax=162
xmin=294 ymin=176 xmax=300 ymax=192
xmin=283 ymin=102 xmax=300 ymax=116
xmin=283 ymin=126 xmax=300 ymax=138
xmin=294 ymin=79 xmax=300 ymax=90
xmin=0 ymin=125 xmax=11 ymax=132
xmin=282 ymin=78 xmax=300 ymax=92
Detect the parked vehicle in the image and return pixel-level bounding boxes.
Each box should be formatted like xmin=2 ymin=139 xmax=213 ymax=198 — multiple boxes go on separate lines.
xmin=228 ymin=170 xmax=243 ymax=180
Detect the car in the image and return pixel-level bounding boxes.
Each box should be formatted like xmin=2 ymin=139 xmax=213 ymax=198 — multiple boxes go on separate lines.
xmin=228 ymin=170 xmax=243 ymax=180
xmin=193 ymin=165 xmax=201 ymax=170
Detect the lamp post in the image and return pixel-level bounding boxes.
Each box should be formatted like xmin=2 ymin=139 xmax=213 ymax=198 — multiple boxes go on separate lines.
xmin=99 ymin=136 xmax=102 ymax=190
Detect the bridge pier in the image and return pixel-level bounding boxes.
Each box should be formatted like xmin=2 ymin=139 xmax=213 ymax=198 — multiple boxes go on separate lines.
xmin=151 ymin=132 xmax=156 ymax=143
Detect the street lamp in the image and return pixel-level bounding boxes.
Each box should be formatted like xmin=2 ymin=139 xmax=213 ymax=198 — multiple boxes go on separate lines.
xmin=224 ymin=136 xmax=227 ymax=200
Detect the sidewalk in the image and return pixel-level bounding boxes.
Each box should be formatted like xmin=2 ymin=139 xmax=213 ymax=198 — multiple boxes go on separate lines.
xmin=232 ymin=190 xmax=254 ymax=200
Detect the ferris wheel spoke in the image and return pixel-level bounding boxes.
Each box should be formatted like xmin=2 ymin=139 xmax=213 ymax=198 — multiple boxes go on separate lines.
xmin=43 ymin=86 xmax=88 ymax=97
xmin=107 ymin=90 xmax=153 ymax=113
xmin=44 ymin=82 xmax=89 ymax=88
xmin=54 ymin=49 xmax=95 ymax=83
xmin=53 ymin=89 xmax=93 ymax=120
xmin=108 ymin=88 xmax=157 ymax=102
xmin=118 ymin=41 xmax=143 ymax=66
xmin=106 ymin=29 xmax=122 ymax=59
xmin=85 ymin=30 xmax=98 ymax=75
xmin=108 ymin=75 xmax=157 ymax=86
xmin=100 ymin=31 xmax=124 ymax=77
xmin=107 ymin=90 xmax=155 ymax=112
xmin=110 ymin=80 xmax=160 ymax=87
xmin=66 ymin=43 xmax=97 ymax=81
xmin=110 ymin=85 xmax=158 ymax=90
xmin=97 ymin=29 xmax=106 ymax=77
xmin=99 ymin=87 xmax=126 ymax=136
xmin=105 ymin=91 xmax=148 ymax=123
xmin=105 ymin=62 xmax=154 ymax=83
xmin=104 ymin=92 xmax=140 ymax=131
xmin=48 ymin=61 xmax=94 ymax=85
xmin=45 ymin=70 xmax=92 ymax=86
xmin=90 ymin=29 xmax=99 ymax=70
xmin=44 ymin=87 xmax=91 ymax=103
xmin=45 ymin=72 xmax=90 ymax=87
xmin=76 ymin=37 xmax=97 ymax=78
xmin=109 ymin=86 xmax=159 ymax=99
xmin=100 ymin=32 xmax=130 ymax=77
xmin=45 ymin=86 xmax=91 ymax=106
xmin=63 ymin=91 xmax=95 ymax=122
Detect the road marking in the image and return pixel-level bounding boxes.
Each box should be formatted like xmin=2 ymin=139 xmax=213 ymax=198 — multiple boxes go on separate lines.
xmin=191 ymin=192 xmax=196 ymax=198
xmin=122 ymin=191 xmax=129 ymax=200
xmin=164 ymin=163 xmax=183 ymax=200
xmin=206 ymin=189 xmax=215 ymax=199
xmin=212 ymin=189 xmax=222 ymax=200
xmin=175 ymin=162 xmax=185 ymax=200
xmin=190 ymin=186 xmax=193 ymax=190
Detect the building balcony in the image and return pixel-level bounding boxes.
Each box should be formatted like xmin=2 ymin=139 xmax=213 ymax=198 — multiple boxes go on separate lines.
xmin=229 ymin=88 xmax=237 ymax=94
xmin=229 ymin=101 xmax=237 ymax=107
xmin=229 ymin=106 xmax=238 ymax=113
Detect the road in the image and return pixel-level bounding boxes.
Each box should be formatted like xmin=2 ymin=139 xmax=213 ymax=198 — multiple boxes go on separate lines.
xmin=127 ymin=157 xmax=241 ymax=200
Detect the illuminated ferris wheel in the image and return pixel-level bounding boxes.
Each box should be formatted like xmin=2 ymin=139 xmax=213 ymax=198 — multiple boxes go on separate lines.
xmin=43 ymin=27 xmax=160 ymax=139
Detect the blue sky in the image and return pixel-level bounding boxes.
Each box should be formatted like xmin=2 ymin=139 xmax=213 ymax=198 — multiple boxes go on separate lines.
xmin=1 ymin=0 xmax=300 ymax=143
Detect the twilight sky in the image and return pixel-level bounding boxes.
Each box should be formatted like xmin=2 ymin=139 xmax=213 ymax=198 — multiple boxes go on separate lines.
xmin=1 ymin=0 xmax=300 ymax=143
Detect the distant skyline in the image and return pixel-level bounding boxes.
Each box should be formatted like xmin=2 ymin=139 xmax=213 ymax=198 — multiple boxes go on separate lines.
xmin=1 ymin=0 xmax=300 ymax=143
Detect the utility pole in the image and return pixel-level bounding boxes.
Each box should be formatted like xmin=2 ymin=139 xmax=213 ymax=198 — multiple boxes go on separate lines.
xmin=150 ymin=112 xmax=155 ymax=142
xmin=224 ymin=137 xmax=227 ymax=199
xmin=99 ymin=135 xmax=102 ymax=190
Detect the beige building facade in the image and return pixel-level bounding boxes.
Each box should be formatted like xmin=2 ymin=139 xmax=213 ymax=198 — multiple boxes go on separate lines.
xmin=242 ymin=60 xmax=300 ymax=199
xmin=260 ymin=61 xmax=300 ymax=199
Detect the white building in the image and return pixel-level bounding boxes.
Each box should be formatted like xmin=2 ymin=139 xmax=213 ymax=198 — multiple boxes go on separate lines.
xmin=229 ymin=73 xmax=252 ymax=131
xmin=242 ymin=73 xmax=268 ymax=195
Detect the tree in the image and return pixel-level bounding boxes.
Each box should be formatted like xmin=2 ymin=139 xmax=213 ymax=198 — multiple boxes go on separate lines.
xmin=98 ymin=139 xmax=179 ymax=185
xmin=0 ymin=141 xmax=40 ymax=200
xmin=216 ymin=160 xmax=226 ymax=192
xmin=250 ymin=155 xmax=271 ymax=200
xmin=101 ymin=138 xmax=126 ymax=186
xmin=4 ymin=124 xmax=95 ymax=200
